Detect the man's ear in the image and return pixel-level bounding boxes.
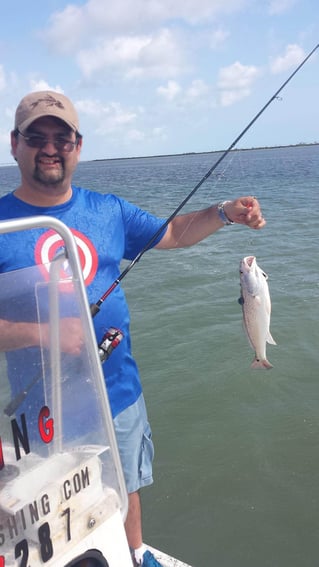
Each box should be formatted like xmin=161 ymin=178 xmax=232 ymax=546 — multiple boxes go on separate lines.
xmin=11 ymin=131 xmax=18 ymax=161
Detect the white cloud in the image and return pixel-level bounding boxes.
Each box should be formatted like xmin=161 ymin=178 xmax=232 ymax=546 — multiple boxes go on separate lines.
xmin=132 ymin=29 xmax=186 ymax=78
xmin=209 ymin=27 xmax=230 ymax=49
xmin=38 ymin=0 xmax=250 ymax=87
xmin=0 ymin=127 xmax=12 ymax=165
xmin=4 ymin=106 xmax=14 ymax=120
xmin=28 ymin=79 xmax=64 ymax=93
xmin=157 ymin=80 xmax=181 ymax=101
xmin=153 ymin=0 xmax=248 ymax=24
xmin=270 ymin=44 xmax=305 ymax=74
xmin=0 ymin=65 xmax=6 ymax=91
xmin=217 ymin=61 xmax=260 ymax=106
xmin=77 ymin=36 xmax=151 ymax=78
xmin=42 ymin=0 xmax=248 ymax=54
xmin=0 ymin=130 xmax=9 ymax=145
xmin=74 ymin=95 xmax=169 ymax=149
xmin=125 ymin=125 xmax=167 ymax=146
xmin=186 ymin=79 xmax=209 ymax=99
xmin=126 ymin=129 xmax=145 ymax=142
xmin=76 ymin=99 xmax=137 ymax=133
xmin=152 ymin=127 xmax=167 ymax=139
xmin=157 ymin=78 xmax=210 ymax=105
xmin=75 ymin=99 xmax=103 ymax=117
xmin=77 ymin=28 xmax=187 ymax=80
xmin=268 ymin=0 xmax=297 ymax=15
xmin=39 ymin=4 xmax=87 ymax=55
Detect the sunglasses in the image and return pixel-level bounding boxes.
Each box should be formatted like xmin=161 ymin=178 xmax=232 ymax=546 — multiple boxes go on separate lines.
xmin=17 ymin=130 xmax=80 ymax=153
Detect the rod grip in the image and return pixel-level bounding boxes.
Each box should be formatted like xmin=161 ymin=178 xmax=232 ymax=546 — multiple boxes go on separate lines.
xmin=90 ymin=303 xmax=100 ymax=317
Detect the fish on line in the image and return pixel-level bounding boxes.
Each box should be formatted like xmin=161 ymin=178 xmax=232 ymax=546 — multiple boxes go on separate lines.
xmin=239 ymin=255 xmax=276 ymax=369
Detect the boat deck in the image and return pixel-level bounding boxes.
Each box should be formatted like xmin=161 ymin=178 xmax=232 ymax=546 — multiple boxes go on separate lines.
xmin=148 ymin=545 xmax=193 ymax=567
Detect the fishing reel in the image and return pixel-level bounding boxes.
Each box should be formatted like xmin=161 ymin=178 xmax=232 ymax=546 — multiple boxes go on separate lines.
xmin=98 ymin=327 xmax=124 ymax=363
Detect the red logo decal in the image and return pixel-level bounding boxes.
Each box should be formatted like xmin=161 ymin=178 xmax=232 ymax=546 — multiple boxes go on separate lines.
xmin=34 ymin=229 xmax=98 ymax=286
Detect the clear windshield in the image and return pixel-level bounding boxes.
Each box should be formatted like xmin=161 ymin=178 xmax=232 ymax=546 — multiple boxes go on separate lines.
xmin=0 ymin=219 xmax=128 ymax=566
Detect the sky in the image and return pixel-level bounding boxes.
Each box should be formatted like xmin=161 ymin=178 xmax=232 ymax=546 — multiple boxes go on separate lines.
xmin=0 ymin=0 xmax=318 ymax=163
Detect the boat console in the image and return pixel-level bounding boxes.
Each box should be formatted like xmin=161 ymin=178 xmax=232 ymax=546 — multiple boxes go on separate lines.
xmin=0 ymin=216 xmax=132 ymax=567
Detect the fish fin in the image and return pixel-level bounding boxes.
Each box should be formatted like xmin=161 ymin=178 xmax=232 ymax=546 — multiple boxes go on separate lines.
xmin=251 ymin=357 xmax=273 ymax=370
xmin=266 ymin=332 xmax=277 ymax=346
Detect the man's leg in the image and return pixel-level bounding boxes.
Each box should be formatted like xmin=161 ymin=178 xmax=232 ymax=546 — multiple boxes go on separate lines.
xmin=113 ymin=396 xmax=163 ymax=566
xmin=125 ymin=491 xmax=143 ymax=549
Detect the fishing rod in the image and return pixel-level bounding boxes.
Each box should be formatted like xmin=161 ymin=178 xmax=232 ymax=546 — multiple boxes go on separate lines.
xmin=90 ymin=43 xmax=319 ymax=317
xmin=3 ymin=44 xmax=318 ymax=417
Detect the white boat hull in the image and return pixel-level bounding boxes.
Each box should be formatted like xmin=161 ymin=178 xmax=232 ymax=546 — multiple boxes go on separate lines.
xmin=146 ymin=545 xmax=193 ymax=567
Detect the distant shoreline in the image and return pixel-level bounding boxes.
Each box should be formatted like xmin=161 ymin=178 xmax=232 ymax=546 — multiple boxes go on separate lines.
xmin=0 ymin=142 xmax=318 ymax=168
xmin=91 ymin=142 xmax=319 ymax=163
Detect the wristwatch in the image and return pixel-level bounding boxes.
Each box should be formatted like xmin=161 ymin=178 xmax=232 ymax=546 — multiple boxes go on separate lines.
xmin=217 ymin=201 xmax=234 ymax=225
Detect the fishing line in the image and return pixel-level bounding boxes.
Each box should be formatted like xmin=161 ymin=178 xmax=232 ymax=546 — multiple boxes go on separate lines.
xmin=166 ymin=150 xmax=238 ymax=249
xmin=90 ymin=43 xmax=319 ymax=317
xmin=4 ymin=45 xmax=318 ymax=417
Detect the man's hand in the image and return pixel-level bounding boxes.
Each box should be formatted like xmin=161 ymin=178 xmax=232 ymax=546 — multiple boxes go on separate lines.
xmin=224 ymin=196 xmax=266 ymax=229
xmin=42 ymin=317 xmax=84 ymax=355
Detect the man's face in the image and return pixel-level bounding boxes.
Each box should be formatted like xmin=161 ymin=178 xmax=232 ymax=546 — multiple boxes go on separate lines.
xmin=11 ymin=116 xmax=82 ymax=191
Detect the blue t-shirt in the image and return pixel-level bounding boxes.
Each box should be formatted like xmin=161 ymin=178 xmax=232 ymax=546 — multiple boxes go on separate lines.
xmin=0 ymin=186 xmax=167 ymax=418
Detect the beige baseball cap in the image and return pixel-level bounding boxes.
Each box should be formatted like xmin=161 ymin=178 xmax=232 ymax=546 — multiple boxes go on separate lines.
xmin=14 ymin=91 xmax=80 ymax=134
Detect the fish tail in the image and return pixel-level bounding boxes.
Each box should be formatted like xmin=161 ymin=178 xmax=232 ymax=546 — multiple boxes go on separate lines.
xmin=251 ymin=357 xmax=273 ymax=370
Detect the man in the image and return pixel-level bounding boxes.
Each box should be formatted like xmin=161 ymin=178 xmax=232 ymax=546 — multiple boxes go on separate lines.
xmin=0 ymin=91 xmax=265 ymax=567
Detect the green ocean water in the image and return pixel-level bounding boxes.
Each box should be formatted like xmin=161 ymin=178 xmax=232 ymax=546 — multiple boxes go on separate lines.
xmin=1 ymin=145 xmax=318 ymax=567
